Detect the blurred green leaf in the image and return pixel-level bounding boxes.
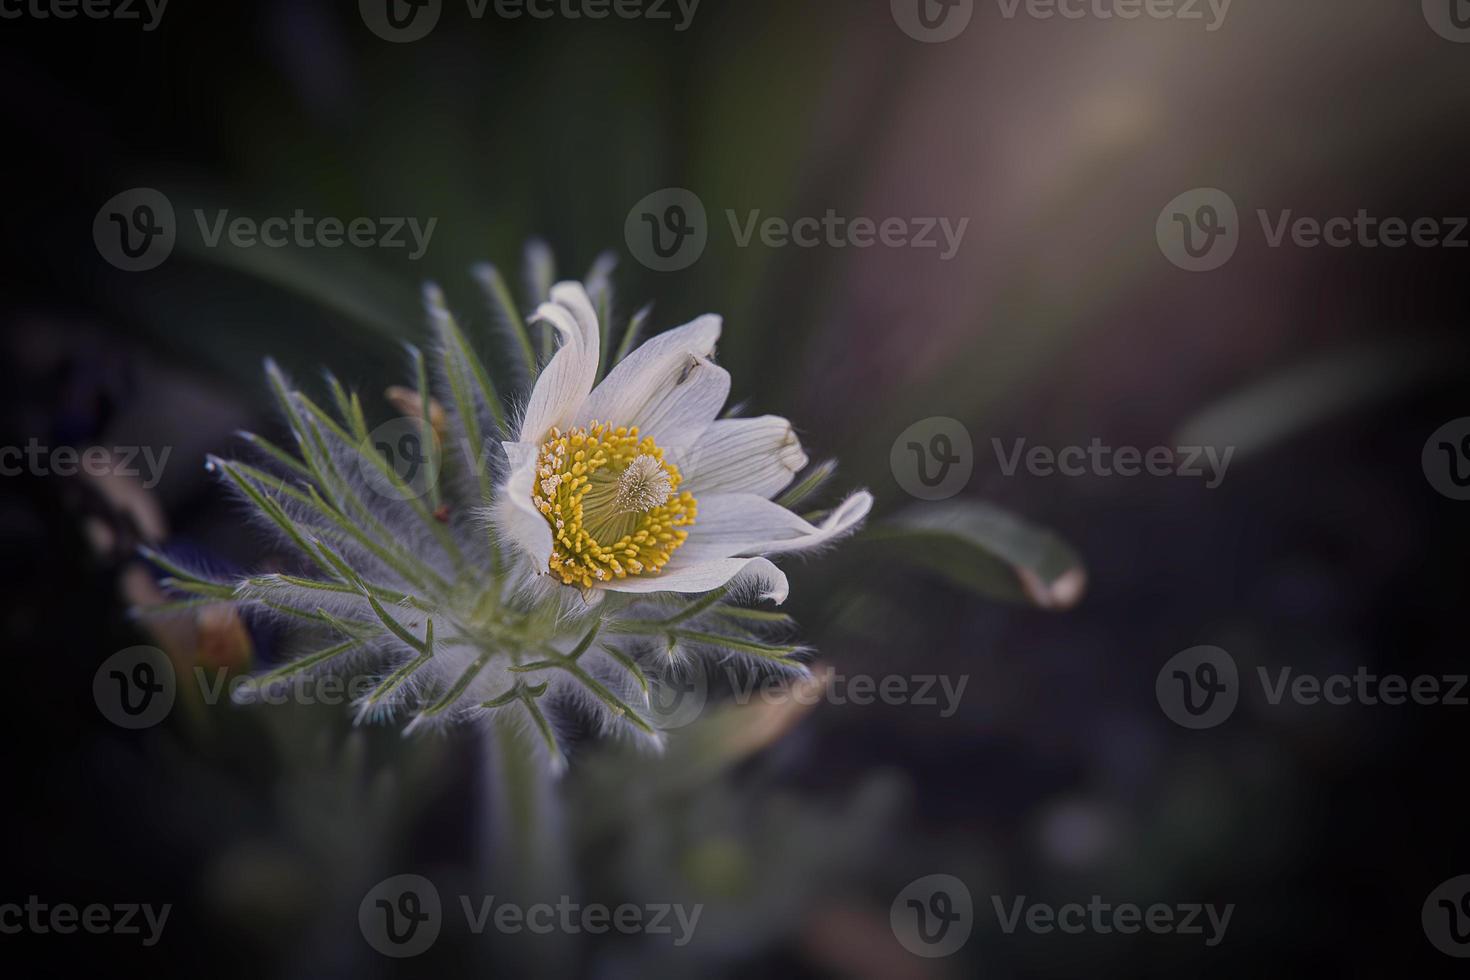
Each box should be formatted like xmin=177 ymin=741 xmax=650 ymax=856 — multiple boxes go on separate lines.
xmin=860 ymin=500 xmax=1087 ymax=610
xmin=175 ymin=218 xmax=420 ymax=342
xmin=1175 ymin=335 xmax=1463 ymax=461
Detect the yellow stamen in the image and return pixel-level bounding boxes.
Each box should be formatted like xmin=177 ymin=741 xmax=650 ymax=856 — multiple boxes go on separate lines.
xmin=532 ymin=422 xmax=696 ymax=588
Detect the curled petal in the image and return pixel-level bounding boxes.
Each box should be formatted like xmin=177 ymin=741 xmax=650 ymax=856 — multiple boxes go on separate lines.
xmin=548 ymin=281 xmax=601 ymax=350
xmin=518 ymin=282 xmax=601 ymax=443
xmin=676 ymin=491 xmax=874 ymax=563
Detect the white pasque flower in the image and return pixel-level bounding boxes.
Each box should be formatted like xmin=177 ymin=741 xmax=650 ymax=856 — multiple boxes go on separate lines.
xmin=160 ymin=257 xmax=878 ymax=769
xmin=495 ymin=281 xmax=873 ymax=602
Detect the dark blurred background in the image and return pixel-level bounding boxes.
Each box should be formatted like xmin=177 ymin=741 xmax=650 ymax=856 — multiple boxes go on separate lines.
xmin=3 ymin=0 xmax=1470 ymax=976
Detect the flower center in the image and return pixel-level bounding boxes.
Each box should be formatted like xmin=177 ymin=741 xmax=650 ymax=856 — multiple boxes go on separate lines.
xmin=532 ymin=423 xmax=697 ymax=588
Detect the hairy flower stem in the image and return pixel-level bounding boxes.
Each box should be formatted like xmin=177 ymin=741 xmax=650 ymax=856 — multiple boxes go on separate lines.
xmin=481 ymin=719 xmax=576 ymax=970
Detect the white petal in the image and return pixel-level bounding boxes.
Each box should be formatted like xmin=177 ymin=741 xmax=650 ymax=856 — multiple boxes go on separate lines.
xmin=597 ymin=556 xmax=789 ymax=604
xmin=492 ymin=441 xmax=552 ymax=570
xmin=638 ymin=355 xmax=730 ymax=454
xmin=680 ymin=416 xmax=809 ymax=499
xmin=517 ymin=282 xmax=601 ymax=444
xmin=576 ymin=314 xmax=728 ymax=451
xmin=676 ymin=491 xmax=874 ymax=562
